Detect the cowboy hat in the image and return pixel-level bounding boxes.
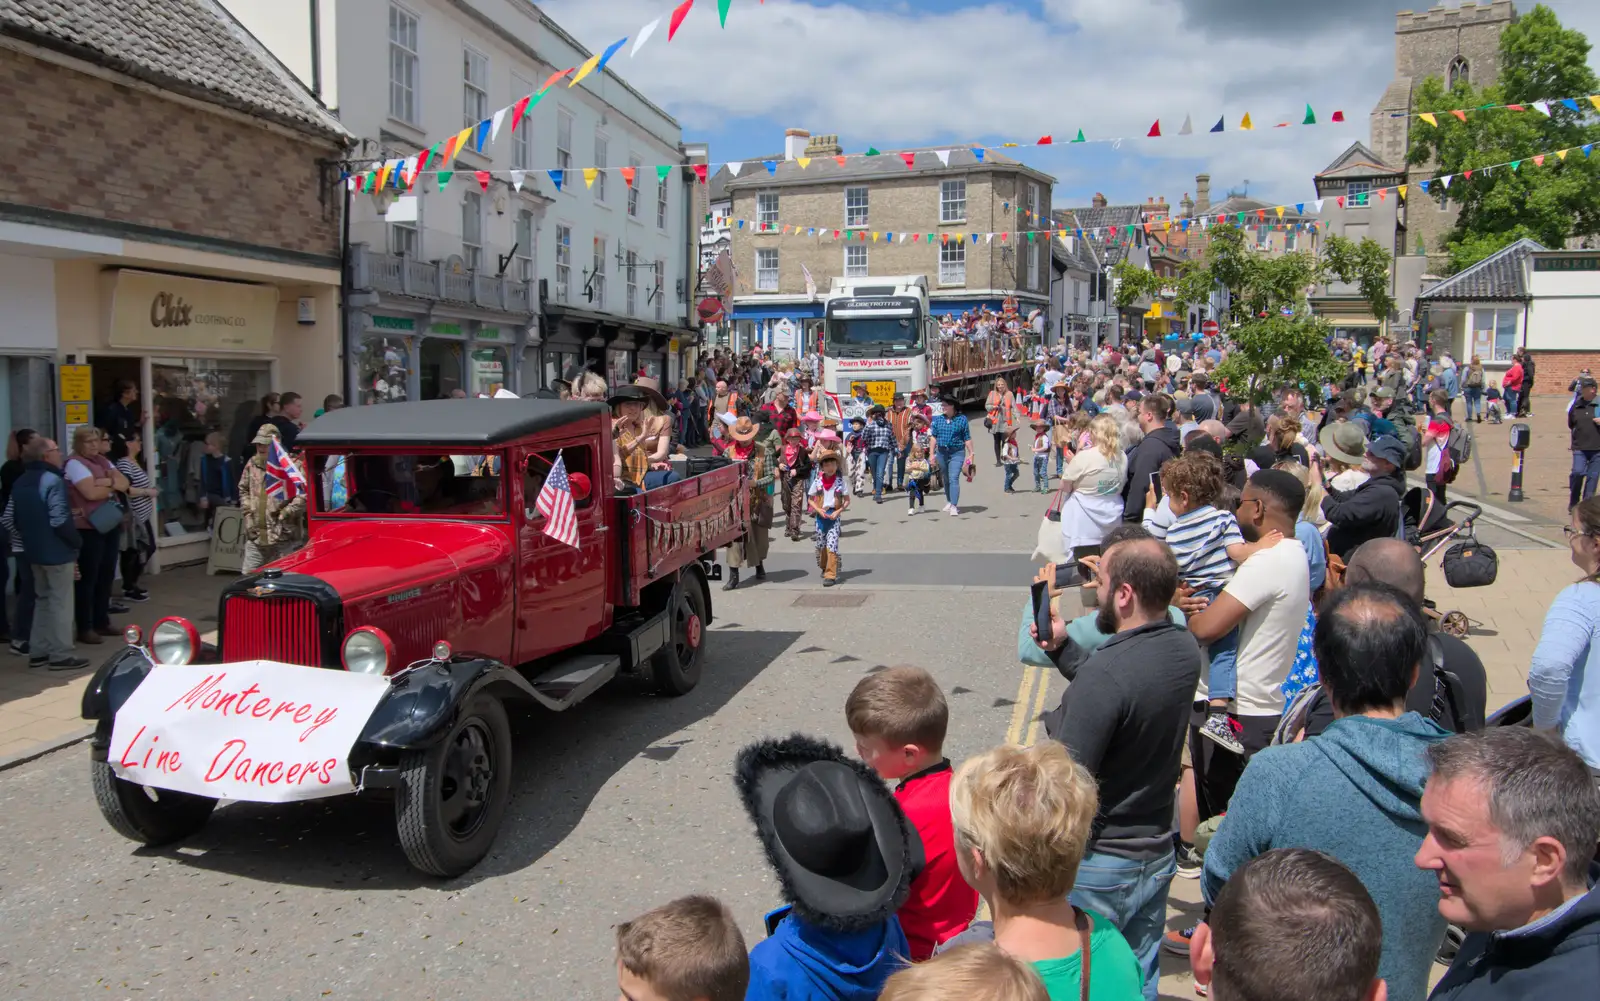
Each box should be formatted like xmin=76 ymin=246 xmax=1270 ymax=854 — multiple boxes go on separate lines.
xmin=608 ymin=385 xmax=652 ymax=408
xmin=735 ymin=735 xmax=918 ymax=931
xmin=1319 ymin=421 xmax=1368 ymax=466
xmin=631 ymin=376 xmax=669 ymax=411
xmin=729 ymin=416 xmax=760 ymax=444
xmin=910 ymin=411 xmax=930 ymax=425
xmin=868 ymin=404 xmax=886 ymax=416
xmin=814 ymin=446 xmax=843 ymax=464
xmin=801 ymin=410 xmax=823 ymax=423
xmin=251 ymin=424 xmax=281 ymax=446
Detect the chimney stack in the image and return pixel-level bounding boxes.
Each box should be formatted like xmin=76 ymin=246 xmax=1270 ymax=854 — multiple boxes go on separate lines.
xmin=1092 ymin=192 xmax=1107 ymax=208
xmin=1195 ymin=174 xmax=1211 ymax=214
xmin=784 ymin=128 xmax=811 ymax=162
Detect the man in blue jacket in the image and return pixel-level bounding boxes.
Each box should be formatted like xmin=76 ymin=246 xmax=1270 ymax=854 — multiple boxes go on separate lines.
xmin=1418 ymin=727 xmax=1600 ymax=1000
xmin=1201 ymin=582 xmax=1452 ymax=1001
xmin=11 ymin=436 xmax=87 ymax=670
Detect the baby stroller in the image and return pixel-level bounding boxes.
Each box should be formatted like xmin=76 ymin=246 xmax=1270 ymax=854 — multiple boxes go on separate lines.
xmin=1404 ymin=489 xmax=1497 ymax=637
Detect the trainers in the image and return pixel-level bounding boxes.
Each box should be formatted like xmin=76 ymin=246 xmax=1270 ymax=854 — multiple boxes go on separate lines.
xmin=48 ymin=656 xmax=90 ymax=671
xmin=28 ymin=656 xmax=48 ymax=669
xmin=1176 ymin=843 xmax=1203 ymax=878
xmin=108 ymin=602 xmax=131 ymax=615
xmin=8 ymin=640 xmax=27 ymax=657
xmin=123 ymin=589 xmax=149 ymax=603
xmin=1162 ymin=925 xmax=1196 ymax=956
xmin=907 ymin=505 xmax=916 ymax=516
xmin=1199 ymin=711 xmax=1245 ymax=755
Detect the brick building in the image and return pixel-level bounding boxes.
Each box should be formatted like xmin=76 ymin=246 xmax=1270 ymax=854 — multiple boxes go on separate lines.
xmin=0 ymin=0 xmax=351 ymax=566
xmin=724 ymin=130 xmax=1055 ymax=355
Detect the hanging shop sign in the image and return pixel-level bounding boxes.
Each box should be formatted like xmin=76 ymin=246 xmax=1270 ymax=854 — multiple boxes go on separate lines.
xmin=109 ymin=271 xmax=278 ymax=352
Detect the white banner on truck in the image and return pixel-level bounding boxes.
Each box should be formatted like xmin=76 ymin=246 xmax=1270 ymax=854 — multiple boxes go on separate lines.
xmin=109 ymin=661 xmax=389 ymax=803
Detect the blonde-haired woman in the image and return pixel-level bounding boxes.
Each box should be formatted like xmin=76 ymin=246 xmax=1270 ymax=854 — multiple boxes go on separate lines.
xmin=570 ymin=371 xmax=608 ymax=402
xmin=880 ymin=943 xmax=1047 ymax=1001
xmin=986 ymin=377 xmax=1019 ymax=467
xmin=1057 ymin=414 xmax=1128 ymax=562
xmin=940 ymin=743 xmax=1143 ymax=1000
xmin=64 ymin=424 xmax=129 ymax=644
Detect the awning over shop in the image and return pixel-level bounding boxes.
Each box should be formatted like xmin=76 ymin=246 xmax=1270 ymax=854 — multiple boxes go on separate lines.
xmin=728 ymin=304 xmax=824 ymax=321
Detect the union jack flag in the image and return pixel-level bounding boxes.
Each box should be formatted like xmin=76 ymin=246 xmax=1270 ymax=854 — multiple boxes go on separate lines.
xmin=535 ymin=451 xmax=580 ymax=549
xmin=264 ymin=437 xmax=306 ymax=502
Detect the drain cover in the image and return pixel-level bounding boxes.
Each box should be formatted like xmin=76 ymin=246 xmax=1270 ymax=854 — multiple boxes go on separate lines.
xmin=793 ymin=593 xmax=870 ymax=608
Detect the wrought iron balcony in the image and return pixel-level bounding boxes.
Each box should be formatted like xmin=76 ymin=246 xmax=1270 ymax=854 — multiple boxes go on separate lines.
xmin=349 ymin=243 xmax=536 ymax=313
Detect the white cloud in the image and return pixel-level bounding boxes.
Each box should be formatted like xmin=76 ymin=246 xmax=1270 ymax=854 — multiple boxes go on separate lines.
xmin=538 ymin=0 xmax=1600 ymax=209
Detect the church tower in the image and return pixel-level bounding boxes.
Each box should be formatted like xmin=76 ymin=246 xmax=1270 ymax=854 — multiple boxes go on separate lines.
xmin=1370 ymin=2 xmax=1517 ymax=260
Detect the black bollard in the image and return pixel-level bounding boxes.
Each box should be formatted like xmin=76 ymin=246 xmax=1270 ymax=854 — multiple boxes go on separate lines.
xmin=1508 ymin=422 xmax=1530 ymax=503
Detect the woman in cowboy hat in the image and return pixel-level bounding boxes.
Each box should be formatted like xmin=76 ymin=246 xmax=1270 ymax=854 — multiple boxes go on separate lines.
xmin=609 ymin=386 xmax=680 ymax=491
xmin=808 ymin=446 xmax=850 ymax=586
xmin=779 ymin=426 xmax=814 ymax=541
xmin=735 ymin=734 xmax=917 ymax=1000
xmin=723 ymin=415 xmax=773 ymax=590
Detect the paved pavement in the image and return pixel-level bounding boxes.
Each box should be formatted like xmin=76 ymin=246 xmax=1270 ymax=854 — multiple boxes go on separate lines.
xmin=0 ymin=419 xmax=1580 ymax=1000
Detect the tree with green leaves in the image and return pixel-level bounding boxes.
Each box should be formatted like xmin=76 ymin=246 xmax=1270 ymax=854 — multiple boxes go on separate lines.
xmin=1112 ymin=224 xmax=1393 ymax=405
xmin=1407 ymin=4 xmax=1600 ymax=273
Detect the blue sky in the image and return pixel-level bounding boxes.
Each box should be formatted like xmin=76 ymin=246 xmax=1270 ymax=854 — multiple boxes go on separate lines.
xmin=541 ymin=0 xmax=1600 ymax=212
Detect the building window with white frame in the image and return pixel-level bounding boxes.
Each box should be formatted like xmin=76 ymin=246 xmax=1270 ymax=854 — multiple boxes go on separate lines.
xmin=941 ymin=178 xmax=966 ymax=223
xmin=654 ymin=260 xmax=664 ymax=320
xmin=845 ymin=186 xmax=868 ymax=228
xmin=844 ymin=244 xmax=867 ymax=278
xmin=1346 ymin=180 xmax=1372 ymax=207
xmin=594 ymin=133 xmax=608 ymax=202
xmin=757 ymin=192 xmax=779 ymax=228
xmin=388 ymin=4 xmax=419 ymax=125
xmin=657 ymin=175 xmax=668 ymax=228
xmin=514 ymin=210 xmax=535 ymax=282
xmin=627 ymin=155 xmax=642 ymax=216
xmin=462 ymin=47 xmax=488 ymax=129
xmin=1029 ymin=182 xmax=1041 ymax=221
xmin=939 ymin=241 xmax=965 ymax=285
xmin=591 ymin=236 xmax=607 ymax=308
xmin=554 ymin=225 xmax=572 ymax=302
xmin=626 ymin=250 xmax=639 ymax=313
xmin=556 ymin=109 xmax=573 ymax=172
xmin=462 ymin=191 xmax=483 ymax=270
xmin=1026 ymin=242 xmax=1039 ymax=290
xmin=510 ymin=74 xmax=533 ymax=169
xmin=756 ymin=248 xmax=779 ymax=291
xmin=1285 ymin=228 xmax=1298 ymax=252
xmin=1255 ymin=226 xmax=1271 ymax=249
xmin=389 ymin=220 xmax=418 ymax=258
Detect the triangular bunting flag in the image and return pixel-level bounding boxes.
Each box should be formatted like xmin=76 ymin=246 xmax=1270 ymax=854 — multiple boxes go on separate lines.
xmin=1275 ymin=206 xmax=1285 ymax=219
xmin=452 ymin=127 xmax=473 ymax=164
xmin=656 ymin=164 xmax=673 ymax=184
xmin=490 ymin=107 xmax=507 ymax=143
xmin=1419 ymin=180 xmax=1430 ymax=193
xmin=668 ymin=0 xmax=695 ymax=41
xmin=1558 ymin=149 xmax=1569 ymax=161
xmin=1210 ymin=117 xmax=1224 ymax=133
xmin=1397 ymin=185 xmax=1407 ymax=200
xmin=1072 ymin=130 xmax=1085 ymax=143
xmin=834 ymin=156 xmax=847 ymax=167
xmin=1562 ymin=98 xmax=1581 ymax=113
xmin=796 ymin=157 xmax=811 ymax=169
xmin=375 ymin=162 xmax=393 ymax=191
xmin=582 ymin=167 xmax=598 ymax=189
xmin=1533 ymin=101 xmax=1551 ymax=116
xmin=1463 ymin=169 xmax=1473 ymax=179
xmin=1179 ymin=114 xmax=1193 ymax=135
xmin=898 ymin=152 xmax=916 ymax=169
xmin=473 ymin=120 xmax=490 ymax=153
xmin=692 ymin=163 xmax=709 ymax=183
xmin=865 ymin=148 xmax=881 ymax=156
xmin=437 ymin=171 xmax=454 ymax=190
xmin=1451 ymin=109 xmax=1467 ymax=122
xmin=510 ymin=169 xmax=525 ymax=192
xmin=632 ymin=17 xmax=662 ymax=56
xmin=1419 ymin=113 xmax=1438 ymax=127
xmin=1295 ymin=203 xmax=1304 ymax=214
xmin=1533 ymin=155 xmax=1545 ymax=166
xmin=717 ymin=0 xmax=732 ymax=28
xmin=1332 ymin=110 xmax=1345 ymax=122
xmin=510 ymin=95 xmax=531 ymax=131
xmin=727 ymin=162 xmax=742 ymax=177
xmin=1590 ymin=96 xmax=1600 ymax=112
xmin=1303 ymin=104 xmax=1316 ymax=125
xmin=972 ymin=147 xmax=986 ymax=161
xmin=986 ymin=233 xmax=994 ymax=244
xmin=764 ymin=160 xmax=777 ymax=175
xmin=1038 ymin=135 xmax=1053 ymax=145
xmin=475 ymin=170 xmax=490 ymax=192
xmin=1240 ymin=113 xmax=1253 ymax=130
xmin=935 ymin=150 xmax=950 ymax=166
xmin=570 ymin=52 xmax=602 ymax=88
xmin=620 ymin=166 xmax=636 ymax=188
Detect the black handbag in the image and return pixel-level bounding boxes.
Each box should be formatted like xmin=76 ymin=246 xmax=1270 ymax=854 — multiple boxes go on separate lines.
xmin=1442 ymin=537 xmax=1498 ymax=588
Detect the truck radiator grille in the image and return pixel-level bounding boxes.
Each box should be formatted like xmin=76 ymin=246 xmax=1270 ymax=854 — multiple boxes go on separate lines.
xmin=220 ymin=596 xmax=322 ymax=666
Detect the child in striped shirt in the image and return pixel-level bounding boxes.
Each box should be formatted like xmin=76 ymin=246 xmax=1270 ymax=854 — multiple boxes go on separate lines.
xmin=1144 ymin=451 xmax=1277 ymax=754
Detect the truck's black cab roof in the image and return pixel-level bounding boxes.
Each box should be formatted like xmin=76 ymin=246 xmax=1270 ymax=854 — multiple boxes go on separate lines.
xmin=296 ymin=399 xmax=607 ymax=448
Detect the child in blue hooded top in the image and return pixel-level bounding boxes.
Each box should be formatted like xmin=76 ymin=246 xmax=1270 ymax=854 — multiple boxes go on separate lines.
xmin=734 ymin=734 xmax=921 ymax=1001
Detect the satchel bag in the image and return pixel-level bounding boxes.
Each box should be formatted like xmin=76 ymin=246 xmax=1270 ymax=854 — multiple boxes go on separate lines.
xmin=1442 ymin=537 xmax=1498 ymax=588
xmin=1032 ymin=479 xmax=1072 ymax=563
xmin=89 ymin=496 xmax=125 ymax=535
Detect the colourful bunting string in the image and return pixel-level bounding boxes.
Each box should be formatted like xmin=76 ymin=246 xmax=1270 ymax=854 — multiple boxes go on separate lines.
xmin=668 ymin=0 xmax=695 ymax=41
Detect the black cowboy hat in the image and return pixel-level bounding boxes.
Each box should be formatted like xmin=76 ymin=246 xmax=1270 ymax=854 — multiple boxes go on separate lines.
xmin=868 ymin=404 xmax=886 ymax=416
xmin=607 ymin=385 xmax=652 ymax=407
xmin=735 ymin=734 xmax=920 ymax=932
xmin=938 ymin=394 xmax=961 ymax=407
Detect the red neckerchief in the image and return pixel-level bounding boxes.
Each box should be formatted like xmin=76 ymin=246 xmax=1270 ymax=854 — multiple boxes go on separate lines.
xmin=820 ymin=473 xmax=838 ymax=492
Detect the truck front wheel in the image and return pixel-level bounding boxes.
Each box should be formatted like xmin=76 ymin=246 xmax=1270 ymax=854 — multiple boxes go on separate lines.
xmin=651 ymin=575 xmax=707 ymax=696
xmin=393 ymin=693 xmax=512 ymax=877
xmin=90 ymin=758 xmax=216 ymax=845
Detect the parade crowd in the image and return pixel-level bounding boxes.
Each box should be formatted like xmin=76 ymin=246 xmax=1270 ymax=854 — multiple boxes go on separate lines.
xmin=608 ymin=338 xmax=1600 ymax=1001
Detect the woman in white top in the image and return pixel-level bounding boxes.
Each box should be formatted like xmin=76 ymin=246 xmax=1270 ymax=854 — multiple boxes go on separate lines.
xmin=1058 ymin=415 xmax=1128 ymax=559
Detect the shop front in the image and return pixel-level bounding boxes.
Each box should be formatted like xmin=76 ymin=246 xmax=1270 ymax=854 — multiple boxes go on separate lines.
xmin=541 ymin=301 xmax=694 ymax=391
xmin=353 ymin=310 xmax=530 ymax=403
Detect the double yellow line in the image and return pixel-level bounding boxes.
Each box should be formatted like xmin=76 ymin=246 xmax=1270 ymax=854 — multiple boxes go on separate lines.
xmin=1004 ymin=663 xmax=1053 ymax=747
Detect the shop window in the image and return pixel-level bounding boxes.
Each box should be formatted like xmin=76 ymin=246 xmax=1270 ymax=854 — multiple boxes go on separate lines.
xmin=360 ymin=335 xmax=412 ymax=405
xmin=469 ymin=346 xmax=507 ymax=396
xmin=148 ymin=356 xmax=272 ymax=536
xmin=606 ymin=348 xmax=634 ymax=389
xmin=420 ymin=339 xmax=464 ymax=400
xmin=544 ymin=350 xmax=580 ymax=391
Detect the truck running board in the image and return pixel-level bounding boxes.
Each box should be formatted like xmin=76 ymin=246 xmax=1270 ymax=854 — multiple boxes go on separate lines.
xmin=527 ymin=654 xmax=621 ymax=712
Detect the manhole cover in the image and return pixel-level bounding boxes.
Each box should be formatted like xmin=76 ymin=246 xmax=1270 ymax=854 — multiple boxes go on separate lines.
xmin=792 ymin=593 xmax=870 ymax=608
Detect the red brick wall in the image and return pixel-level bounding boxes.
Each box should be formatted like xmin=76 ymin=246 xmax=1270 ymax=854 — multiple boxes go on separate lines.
xmin=0 ymin=49 xmax=341 ymax=259
xmin=1528 ymin=351 xmax=1600 ymax=394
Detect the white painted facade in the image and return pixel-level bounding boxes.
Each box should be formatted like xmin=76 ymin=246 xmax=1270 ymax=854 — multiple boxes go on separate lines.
xmin=218 ymin=0 xmax=696 ymax=397
xmin=1525 ymin=253 xmax=1600 ymax=352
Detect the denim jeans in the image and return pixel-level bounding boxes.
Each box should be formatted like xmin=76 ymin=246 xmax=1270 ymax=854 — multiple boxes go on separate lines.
xmin=1206 ymin=625 xmax=1240 ymax=701
xmin=1503 ymin=388 xmax=1520 ymax=418
xmin=894 ymin=449 xmax=908 ymax=490
xmin=1003 ymin=463 xmax=1019 ymax=491
xmin=937 ymin=450 xmax=964 ymax=506
xmin=1464 ymin=386 xmax=1482 ymax=420
xmin=1070 ymin=849 xmax=1177 ymax=1001
xmin=1032 ymin=454 xmax=1049 ymax=491
xmin=867 ymin=450 xmax=890 ymax=500
xmin=1574 ymin=450 xmax=1600 ymax=504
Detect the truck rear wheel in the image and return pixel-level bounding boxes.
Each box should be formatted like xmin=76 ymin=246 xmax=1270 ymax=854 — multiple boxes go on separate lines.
xmin=90 ymin=758 xmax=216 ymax=846
xmin=394 ymin=693 xmax=512 ymax=877
xmin=651 ymin=575 xmax=707 ymax=696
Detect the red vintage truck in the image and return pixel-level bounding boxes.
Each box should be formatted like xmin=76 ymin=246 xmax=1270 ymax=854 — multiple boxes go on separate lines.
xmin=82 ymin=398 xmax=748 ymax=876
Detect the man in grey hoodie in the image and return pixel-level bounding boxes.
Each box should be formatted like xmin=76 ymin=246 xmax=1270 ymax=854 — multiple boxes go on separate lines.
xmin=1201 ymin=582 xmax=1452 ymax=1001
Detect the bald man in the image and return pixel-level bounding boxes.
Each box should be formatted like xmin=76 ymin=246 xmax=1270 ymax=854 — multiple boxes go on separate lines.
xmin=1302 ymin=538 xmax=1487 ymax=736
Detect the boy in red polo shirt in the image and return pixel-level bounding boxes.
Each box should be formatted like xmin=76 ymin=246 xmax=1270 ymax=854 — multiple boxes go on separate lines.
xmin=846 ymin=666 xmax=979 ymax=960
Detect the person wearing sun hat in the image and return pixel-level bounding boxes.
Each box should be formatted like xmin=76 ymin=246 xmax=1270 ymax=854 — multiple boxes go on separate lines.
xmin=723 ymin=415 xmax=773 ymax=591
xmin=779 ymin=426 xmax=815 ymax=541
xmin=1321 ymin=430 xmax=1407 ymax=561
xmin=904 ymin=411 xmax=933 ymax=515
xmin=735 ymin=734 xmax=918 ymax=1000
xmin=809 ymin=446 xmax=850 ymax=586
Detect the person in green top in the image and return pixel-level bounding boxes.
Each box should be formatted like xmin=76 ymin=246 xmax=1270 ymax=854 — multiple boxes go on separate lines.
xmin=942 ymin=742 xmax=1145 ymax=1001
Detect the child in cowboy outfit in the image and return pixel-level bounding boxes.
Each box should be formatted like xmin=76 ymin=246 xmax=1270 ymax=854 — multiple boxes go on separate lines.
xmin=809 ymin=447 xmax=850 ymax=587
